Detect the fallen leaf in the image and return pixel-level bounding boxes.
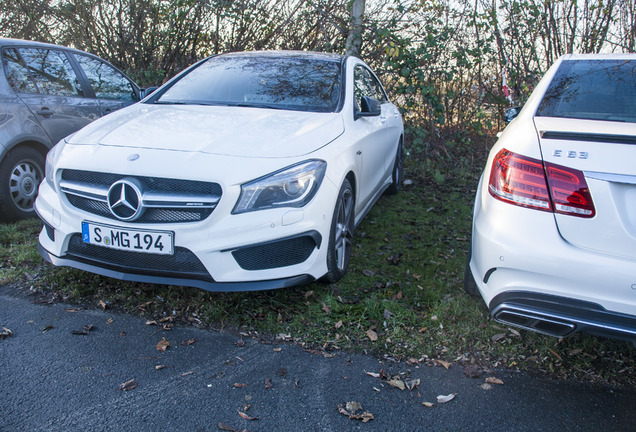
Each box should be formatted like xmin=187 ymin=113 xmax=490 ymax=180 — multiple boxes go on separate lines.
xmin=146 ymin=320 xmax=158 ymax=326
xmin=405 ymin=378 xmax=420 ymax=391
xmin=265 ymin=378 xmax=272 ymax=390
xmin=181 ymin=338 xmax=196 ymax=346
xmin=383 ymin=309 xmax=392 ymax=319
xmin=71 ymin=324 xmax=95 ymax=335
xmin=65 ymin=308 xmax=80 ymax=313
xmin=181 ymin=371 xmax=195 ymax=376
xmin=433 ymin=359 xmax=452 ymax=369
xmin=42 ymin=325 xmax=54 ymax=332
xmin=485 ymin=377 xmax=504 ymax=385
xmin=418 ymin=327 xmax=428 ymax=333
xmin=0 ymin=327 xmax=13 ymax=339
xmin=273 ymin=347 xmax=282 ymax=352
xmin=106 ymin=318 xmax=113 ymax=325
xmin=233 ymin=383 xmax=248 ymax=388
xmin=155 ymin=365 xmax=166 ymax=370
xmin=238 ymin=411 xmax=258 ymax=421
xmin=463 ymin=363 xmax=482 ymax=378
xmin=492 ymin=333 xmax=506 ymax=342
xmin=569 ymin=348 xmax=583 ymax=356
xmin=321 ymin=302 xmax=331 ymax=314
xmin=304 ymin=290 xmax=315 ymax=298
xmin=337 ymin=402 xmax=374 ymax=423
xmin=119 ymin=379 xmax=137 ymax=391
xmin=98 ymin=300 xmax=108 ymax=310
xmin=156 ymin=338 xmax=170 ymax=351
xmin=234 ymin=339 xmax=245 ymax=347
xmin=365 ymin=371 xmax=380 ymax=378
xmin=481 ymin=383 xmax=493 ymax=390
xmin=387 ymin=379 xmax=405 ymax=390
xmin=217 ymin=423 xmax=240 ymax=432
xmin=437 ymin=393 xmax=457 ymax=404
xmin=365 ymin=329 xmax=378 ymax=341
xmin=422 ymin=402 xmax=434 ymax=408
xmin=335 ymin=320 xmax=343 ymax=329
xmin=549 ymin=349 xmax=562 ymax=360
xmin=362 ymin=269 xmax=375 ymax=277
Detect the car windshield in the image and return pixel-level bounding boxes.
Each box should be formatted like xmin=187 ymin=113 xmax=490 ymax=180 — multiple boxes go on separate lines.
xmin=154 ymin=55 xmax=342 ymax=113
xmin=536 ymin=59 xmax=636 ymax=123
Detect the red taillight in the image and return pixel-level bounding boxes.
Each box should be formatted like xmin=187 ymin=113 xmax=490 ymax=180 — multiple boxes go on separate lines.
xmin=488 ymin=149 xmax=595 ymax=218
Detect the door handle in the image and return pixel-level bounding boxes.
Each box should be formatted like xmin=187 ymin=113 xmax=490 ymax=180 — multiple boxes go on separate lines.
xmin=36 ymin=108 xmax=54 ymax=118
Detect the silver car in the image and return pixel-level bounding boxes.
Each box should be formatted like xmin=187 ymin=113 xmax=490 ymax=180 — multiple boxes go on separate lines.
xmin=0 ymin=38 xmax=141 ymax=221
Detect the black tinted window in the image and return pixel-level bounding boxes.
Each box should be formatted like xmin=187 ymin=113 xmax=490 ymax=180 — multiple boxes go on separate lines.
xmin=354 ymin=66 xmax=388 ymax=110
xmin=16 ymin=48 xmax=81 ymax=96
xmin=156 ymin=56 xmax=342 ymax=113
xmin=75 ymin=54 xmax=136 ymax=101
xmin=2 ymin=48 xmax=37 ymax=93
xmin=536 ymin=59 xmax=636 ymax=123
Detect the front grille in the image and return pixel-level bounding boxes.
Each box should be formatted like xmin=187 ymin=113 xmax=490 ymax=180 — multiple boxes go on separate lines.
xmin=66 ymin=234 xmax=212 ymax=281
xmin=60 ymin=169 xmax=222 ymax=224
xmin=232 ymin=235 xmax=318 ymax=270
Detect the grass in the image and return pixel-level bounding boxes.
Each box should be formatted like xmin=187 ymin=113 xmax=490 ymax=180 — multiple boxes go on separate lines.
xmin=1 ymin=141 xmax=635 ymax=387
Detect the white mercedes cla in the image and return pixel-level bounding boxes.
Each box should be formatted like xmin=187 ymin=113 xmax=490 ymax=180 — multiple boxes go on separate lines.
xmin=35 ymin=51 xmax=404 ymax=291
xmin=466 ymin=54 xmax=636 ymax=344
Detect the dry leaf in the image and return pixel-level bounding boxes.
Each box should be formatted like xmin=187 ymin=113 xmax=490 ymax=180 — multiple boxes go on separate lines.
xmin=485 ymin=377 xmax=504 ymax=385
xmin=217 ymin=423 xmax=241 ymax=432
xmin=383 ymin=309 xmax=392 ymax=319
xmin=265 ymin=378 xmax=272 ymax=390
xmin=155 ymin=365 xmax=166 ymax=370
xmin=321 ymin=302 xmax=331 ymax=314
xmin=362 ymin=269 xmax=375 ymax=276
xmin=492 ymin=333 xmax=506 ymax=342
xmin=65 ymin=308 xmax=80 ymax=313
xmin=156 ymin=338 xmax=170 ymax=351
xmin=146 ymin=320 xmax=158 ymax=326
xmin=98 ymin=300 xmax=108 ymax=310
xmin=422 ymin=402 xmax=434 ymax=407
xmin=233 ymin=383 xmax=248 ymax=388
xmin=238 ymin=411 xmax=258 ymax=421
xmin=549 ymin=349 xmax=562 ymax=360
xmin=335 ymin=320 xmax=343 ymax=329
xmin=337 ymin=402 xmax=374 ymax=423
xmin=119 ymin=379 xmax=137 ymax=391
xmin=234 ymin=339 xmax=245 ymax=347
xmin=365 ymin=371 xmax=380 ymax=378
xmin=569 ymin=348 xmax=583 ymax=356
xmin=42 ymin=325 xmax=54 ymax=332
xmin=481 ymin=383 xmax=493 ymax=390
xmin=387 ymin=379 xmax=405 ymax=391
xmin=433 ymin=359 xmax=452 ymax=369
xmin=365 ymin=329 xmax=378 ymax=341
xmin=437 ymin=393 xmax=457 ymax=404
xmin=405 ymin=378 xmax=420 ymax=391
xmin=181 ymin=338 xmax=196 ymax=346
xmin=0 ymin=327 xmax=13 ymax=339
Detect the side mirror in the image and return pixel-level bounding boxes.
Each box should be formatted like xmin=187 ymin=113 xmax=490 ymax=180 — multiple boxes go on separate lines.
xmin=355 ymin=96 xmax=382 ymax=120
xmin=140 ymin=86 xmax=159 ymax=100
xmin=504 ymin=106 xmax=522 ymax=123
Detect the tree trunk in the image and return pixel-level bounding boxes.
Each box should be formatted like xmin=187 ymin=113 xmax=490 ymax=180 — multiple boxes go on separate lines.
xmin=345 ymin=0 xmax=365 ymax=57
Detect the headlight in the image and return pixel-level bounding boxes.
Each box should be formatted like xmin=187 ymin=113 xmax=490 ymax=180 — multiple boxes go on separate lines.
xmin=233 ymin=160 xmax=327 ymax=214
xmin=45 ymin=136 xmax=71 ymax=190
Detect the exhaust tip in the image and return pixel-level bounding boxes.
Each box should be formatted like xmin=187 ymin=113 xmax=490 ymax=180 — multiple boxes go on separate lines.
xmin=493 ymin=307 xmax=576 ymax=338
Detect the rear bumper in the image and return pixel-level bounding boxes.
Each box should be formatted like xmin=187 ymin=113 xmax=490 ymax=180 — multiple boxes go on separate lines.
xmin=490 ymin=291 xmax=636 ymax=343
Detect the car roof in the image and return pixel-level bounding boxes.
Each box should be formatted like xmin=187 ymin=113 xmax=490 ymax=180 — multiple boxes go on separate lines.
xmin=217 ymin=50 xmax=347 ymax=62
xmin=0 ymin=37 xmax=87 ymax=55
xmin=562 ymin=53 xmax=636 ymax=61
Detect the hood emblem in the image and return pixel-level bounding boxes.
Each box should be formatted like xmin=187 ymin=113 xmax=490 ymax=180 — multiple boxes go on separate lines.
xmin=107 ymin=179 xmax=143 ymax=221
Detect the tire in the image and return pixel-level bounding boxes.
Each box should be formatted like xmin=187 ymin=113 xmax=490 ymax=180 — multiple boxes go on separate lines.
xmin=385 ymin=139 xmax=403 ymax=195
xmin=463 ymin=246 xmax=480 ymax=296
xmin=0 ymin=146 xmax=45 ymax=222
xmin=324 ymin=178 xmax=355 ymax=283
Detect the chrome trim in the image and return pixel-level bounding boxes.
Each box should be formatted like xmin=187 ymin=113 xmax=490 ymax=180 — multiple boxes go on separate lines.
xmin=585 ymin=171 xmax=636 ymax=185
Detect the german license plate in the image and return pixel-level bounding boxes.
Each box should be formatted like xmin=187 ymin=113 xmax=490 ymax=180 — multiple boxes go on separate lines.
xmin=81 ymin=221 xmax=174 ymax=255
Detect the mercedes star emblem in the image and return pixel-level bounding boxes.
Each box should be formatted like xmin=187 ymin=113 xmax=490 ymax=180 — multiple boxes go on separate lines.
xmin=107 ymin=179 xmax=143 ymax=221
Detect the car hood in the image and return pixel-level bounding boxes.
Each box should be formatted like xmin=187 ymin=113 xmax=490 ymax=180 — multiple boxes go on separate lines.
xmin=67 ymin=104 xmax=345 ymax=158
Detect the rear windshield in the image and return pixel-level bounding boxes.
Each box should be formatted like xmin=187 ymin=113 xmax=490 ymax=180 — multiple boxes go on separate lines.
xmin=154 ymin=56 xmax=342 ymax=113
xmin=536 ymin=59 xmax=636 ymax=123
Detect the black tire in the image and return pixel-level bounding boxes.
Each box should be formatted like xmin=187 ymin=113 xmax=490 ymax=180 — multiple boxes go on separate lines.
xmin=324 ymin=178 xmax=355 ymax=283
xmin=385 ymin=139 xmax=403 ymax=195
xmin=0 ymin=146 xmax=45 ymax=222
xmin=463 ymin=246 xmax=480 ymax=296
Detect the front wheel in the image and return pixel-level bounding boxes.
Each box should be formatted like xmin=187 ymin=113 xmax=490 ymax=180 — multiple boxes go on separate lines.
xmin=324 ymin=179 xmax=355 ymax=283
xmin=0 ymin=146 xmax=45 ymax=222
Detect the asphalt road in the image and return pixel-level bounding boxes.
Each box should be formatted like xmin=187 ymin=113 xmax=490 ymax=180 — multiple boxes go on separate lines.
xmin=1 ymin=285 xmax=635 ymax=432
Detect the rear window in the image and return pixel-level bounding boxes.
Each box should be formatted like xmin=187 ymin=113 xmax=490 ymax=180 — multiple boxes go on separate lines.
xmin=154 ymin=56 xmax=342 ymax=113
xmin=536 ymin=59 xmax=636 ymax=123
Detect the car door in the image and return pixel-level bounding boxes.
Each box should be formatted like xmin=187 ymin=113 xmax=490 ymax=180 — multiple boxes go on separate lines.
xmin=3 ymin=47 xmax=102 ymax=145
xmin=351 ymin=64 xmax=401 ymax=211
xmin=72 ymin=53 xmax=139 ymax=116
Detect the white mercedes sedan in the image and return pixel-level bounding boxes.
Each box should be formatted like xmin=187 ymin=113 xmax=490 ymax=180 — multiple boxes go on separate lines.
xmin=35 ymin=51 xmax=404 ymax=291
xmin=466 ymin=54 xmax=636 ymax=344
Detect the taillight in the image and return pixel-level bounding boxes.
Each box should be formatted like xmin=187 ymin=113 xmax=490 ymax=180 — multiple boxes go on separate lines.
xmin=488 ymin=149 xmax=595 ymax=218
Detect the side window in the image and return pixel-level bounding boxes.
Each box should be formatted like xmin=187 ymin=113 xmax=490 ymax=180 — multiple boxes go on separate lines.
xmin=353 ymin=66 xmax=388 ymax=110
xmin=2 ymin=48 xmax=37 ymax=93
xmin=74 ymin=54 xmax=136 ymax=101
xmin=18 ymin=48 xmax=81 ymax=96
